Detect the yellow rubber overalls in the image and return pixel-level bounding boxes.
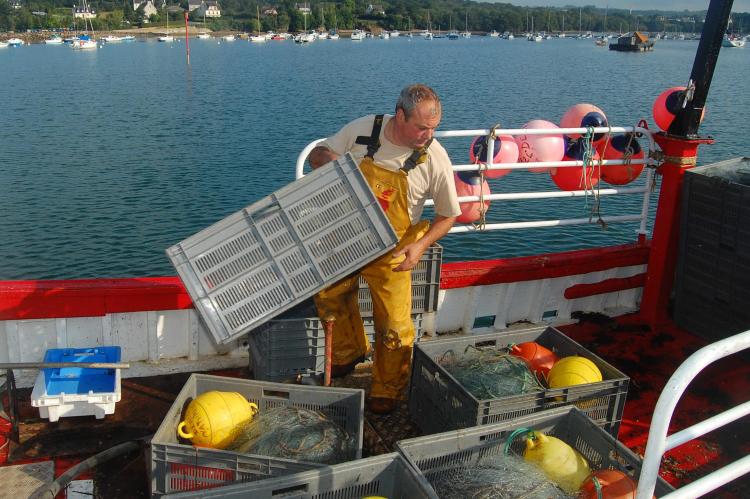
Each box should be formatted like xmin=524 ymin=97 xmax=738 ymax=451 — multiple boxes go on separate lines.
xmin=314 ymin=115 xmax=430 ymax=400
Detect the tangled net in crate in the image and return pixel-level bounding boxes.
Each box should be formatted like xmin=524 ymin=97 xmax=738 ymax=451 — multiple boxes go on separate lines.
xmin=440 ymin=345 xmax=543 ymax=399
xmin=227 ymin=406 xmax=351 ymax=464
xmin=428 ymin=452 xmax=573 ymax=499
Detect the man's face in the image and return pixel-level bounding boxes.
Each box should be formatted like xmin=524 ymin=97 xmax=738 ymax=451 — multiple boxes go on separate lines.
xmin=395 ymin=100 xmax=441 ymax=149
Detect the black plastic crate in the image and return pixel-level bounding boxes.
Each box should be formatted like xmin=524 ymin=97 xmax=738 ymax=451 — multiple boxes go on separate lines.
xmin=397 ymin=406 xmax=673 ymax=497
xmin=675 ymin=157 xmax=750 ymax=341
xmin=409 ymin=327 xmax=629 ymax=437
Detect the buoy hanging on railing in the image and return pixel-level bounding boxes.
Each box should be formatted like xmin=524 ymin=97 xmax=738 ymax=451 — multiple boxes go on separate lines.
xmin=469 ymin=135 xmax=517 ymax=179
xmin=454 ymin=172 xmax=491 ymax=224
xmin=560 ymin=103 xmax=608 ymax=142
xmin=652 ymin=86 xmax=706 ymax=131
xmin=516 ymin=120 xmax=565 ymax=173
xmin=598 ymin=134 xmax=645 ymax=185
xmin=549 ymin=140 xmax=600 ymax=191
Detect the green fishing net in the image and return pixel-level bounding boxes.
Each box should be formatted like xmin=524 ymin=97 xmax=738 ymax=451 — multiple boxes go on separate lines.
xmin=440 ymin=346 xmax=543 ymax=399
xmin=227 ymin=406 xmax=351 ymax=464
xmin=428 ymin=453 xmax=573 ymax=499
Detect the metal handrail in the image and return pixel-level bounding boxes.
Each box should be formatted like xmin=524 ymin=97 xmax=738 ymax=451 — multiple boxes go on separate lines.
xmin=295 ymin=125 xmax=657 ymax=236
xmin=636 ymin=329 xmax=750 ymax=499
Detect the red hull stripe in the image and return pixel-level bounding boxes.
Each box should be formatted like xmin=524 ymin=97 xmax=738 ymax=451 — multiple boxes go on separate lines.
xmin=440 ymin=242 xmax=650 ymax=289
xmin=564 ymin=273 xmax=647 ymax=299
xmin=0 ymin=243 xmax=649 ymax=321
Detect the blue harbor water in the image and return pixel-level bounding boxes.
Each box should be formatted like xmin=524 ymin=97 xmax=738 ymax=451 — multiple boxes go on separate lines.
xmin=1 ymin=37 xmax=748 ymax=280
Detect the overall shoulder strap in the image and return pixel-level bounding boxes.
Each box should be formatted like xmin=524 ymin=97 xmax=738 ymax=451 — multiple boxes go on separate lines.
xmin=400 ymin=138 xmax=433 ymax=175
xmin=354 ymin=115 xmax=384 ymax=159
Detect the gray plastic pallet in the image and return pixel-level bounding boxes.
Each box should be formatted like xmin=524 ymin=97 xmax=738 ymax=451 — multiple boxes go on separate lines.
xmin=396 ymin=406 xmax=673 ymax=497
xmin=167 ymin=153 xmax=398 ymax=345
xmin=409 ymin=326 xmax=629 ymax=437
xmin=150 ymin=374 xmax=365 ymax=497
xmin=165 ymin=453 xmax=437 ymax=499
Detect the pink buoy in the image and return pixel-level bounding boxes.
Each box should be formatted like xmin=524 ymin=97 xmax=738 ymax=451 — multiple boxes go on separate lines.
xmin=515 ymin=120 xmax=565 ymax=173
xmin=598 ymin=134 xmax=645 ymax=185
xmin=652 ymin=86 xmax=706 ymax=131
xmin=560 ymin=103 xmax=608 ymax=142
xmin=454 ymin=172 xmax=491 ymax=224
xmin=468 ymin=135 xmax=517 ymax=179
xmin=550 ymin=140 xmax=600 ymax=191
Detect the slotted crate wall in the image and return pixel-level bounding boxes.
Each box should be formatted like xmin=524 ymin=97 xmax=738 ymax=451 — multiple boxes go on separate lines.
xmin=396 ymin=406 xmax=673 ymax=497
xmin=150 ymin=374 xmax=365 ymax=497
xmin=674 ymin=157 xmax=750 ymax=343
xmin=409 ymin=326 xmax=629 ymax=437
xmin=167 ymin=154 xmax=398 ymax=345
xmin=162 ymin=453 xmax=436 ymax=499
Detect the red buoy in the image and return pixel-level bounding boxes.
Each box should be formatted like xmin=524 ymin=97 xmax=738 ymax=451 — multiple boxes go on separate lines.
xmin=598 ymin=134 xmax=645 ymax=185
xmin=579 ymin=470 xmax=645 ymax=499
xmin=652 ymin=86 xmax=706 ymax=132
xmin=550 ymin=140 xmax=600 ymax=191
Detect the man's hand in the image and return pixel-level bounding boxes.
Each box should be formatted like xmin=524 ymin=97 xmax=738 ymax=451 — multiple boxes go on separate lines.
xmin=309 ymin=146 xmax=339 ymax=169
xmin=393 ymin=241 xmax=426 ymax=272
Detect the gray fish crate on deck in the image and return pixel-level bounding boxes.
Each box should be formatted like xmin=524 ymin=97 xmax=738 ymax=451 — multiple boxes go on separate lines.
xmin=248 ymin=303 xmax=423 ymax=382
xmin=409 ymin=326 xmax=629 ymax=437
xmin=164 ymin=453 xmax=437 ymax=499
xmin=396 ymin=406 xmax=673 ymax=497
xmin=150 ymin=373 xmax=365 ymax=497
xmin=166 ymin=153 xmax=398 ymax=345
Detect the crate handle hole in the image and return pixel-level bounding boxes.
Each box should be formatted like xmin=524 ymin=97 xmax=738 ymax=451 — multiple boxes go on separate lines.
xmin=263 ymin=389 xmax=291 ymax=399
xmin=272 ymin=484 xmax=308 ymax=496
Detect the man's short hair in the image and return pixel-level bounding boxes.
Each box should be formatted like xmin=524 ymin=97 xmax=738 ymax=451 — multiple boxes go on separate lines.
xmin=396 ymin=84 xmax=441 ymax=119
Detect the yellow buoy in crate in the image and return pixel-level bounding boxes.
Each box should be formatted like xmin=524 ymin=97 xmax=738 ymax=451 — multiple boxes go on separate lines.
xmin=547 ymin=356 xmax=602 ymax=388
xmin=524 ymin=431 xmax=591 ymax=493
xmin=177 ymin=391 xmax=258 ymax=449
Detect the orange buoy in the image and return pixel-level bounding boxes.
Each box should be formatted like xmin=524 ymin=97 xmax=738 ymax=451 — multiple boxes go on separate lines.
xmin=510 ymin=342 xmax=558 ymax=377
xmin=579 ymin=470 xmax=644 ymax=499
xmin=560 ymin=103 xmax=608 ymax=142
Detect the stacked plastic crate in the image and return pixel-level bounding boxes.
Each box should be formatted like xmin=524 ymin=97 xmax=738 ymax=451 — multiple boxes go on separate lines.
xmin=247 ymin=244 xmax=442 ymax=382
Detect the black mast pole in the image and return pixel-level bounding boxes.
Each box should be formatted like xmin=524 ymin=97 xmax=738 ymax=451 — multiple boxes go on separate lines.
xmin=668 ymin=0 xmax=734 ymax=138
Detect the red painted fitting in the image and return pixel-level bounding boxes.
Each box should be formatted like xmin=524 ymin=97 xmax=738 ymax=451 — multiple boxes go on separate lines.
xmin=640 ymin=132 xmax=714 ymax=329
xmin=323 ymin=316 xmax=335 ymax=387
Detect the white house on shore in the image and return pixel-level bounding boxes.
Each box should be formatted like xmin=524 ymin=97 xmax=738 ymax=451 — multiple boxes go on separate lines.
xmin=133 ymin=0 xmax=158 ymax=19
xmin=73 ymin=6 xmax=97 ymax=19
xmin=194 ymin=0 xmax=221 ymax=18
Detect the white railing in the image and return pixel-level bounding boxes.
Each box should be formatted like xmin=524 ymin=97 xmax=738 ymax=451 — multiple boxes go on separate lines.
xmin=636 ymin=329 xmax=750 ymax=499
xmin=296 ymin=125 xmax=657 ymax=235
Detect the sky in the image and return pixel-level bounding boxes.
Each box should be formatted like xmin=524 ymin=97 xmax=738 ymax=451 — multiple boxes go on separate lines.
xmin=503 ymin=1 xmax=750 ymax=13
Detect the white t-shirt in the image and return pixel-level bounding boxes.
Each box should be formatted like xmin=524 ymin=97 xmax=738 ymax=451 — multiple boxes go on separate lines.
xmin=323 ymin=114 xmax=461 ymax=224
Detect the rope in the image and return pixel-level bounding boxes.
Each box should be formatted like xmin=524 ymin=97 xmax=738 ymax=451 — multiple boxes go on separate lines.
xmin=581 ymin=128 xmax=607 ymax=229
xmin=470 ymin=126 xmax=500 ymax=232
xmin=503 ymin=427 xmax=531 ymax=455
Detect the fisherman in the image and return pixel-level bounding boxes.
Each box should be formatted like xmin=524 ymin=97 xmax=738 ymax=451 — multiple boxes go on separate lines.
xmin=308 ymin=84 xmax=461 ymax=414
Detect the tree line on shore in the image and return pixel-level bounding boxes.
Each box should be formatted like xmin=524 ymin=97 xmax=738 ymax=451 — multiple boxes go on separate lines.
xmin=2 ymin=0 xmax=747 ymax=37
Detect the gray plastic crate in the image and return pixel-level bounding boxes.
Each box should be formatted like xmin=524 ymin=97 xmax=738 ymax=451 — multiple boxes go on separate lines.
xmin=150 ymin=374 xmax=365 ymax=497
xmin=248 ymin=303 xmax=423 ymax=382
xmin=409 ymin=326 xmax=629 ymax=437
xmin=358 ymin=243 xmax=442 ymax=314
xmin=397 ymin=406 xmax=673 ymax=497
xmin=166 ymin=153 xmax=398 ymax=345
xmin=165 ymin=453 xmax=437 ymax=498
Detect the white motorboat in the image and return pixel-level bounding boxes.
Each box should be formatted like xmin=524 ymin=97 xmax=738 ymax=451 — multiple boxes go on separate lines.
xmin=222 ymin=35 xmax=236 ymax=41
xmin=722 ymin=35 xmax=745 ymax=47
xmin=157 ymin=35 xmax=174 ymax=42
xmin=197 ymin=33 xmax=211 ymax=40
xmin=7 ymin=38 xmax=24 ymax=46
xmin=350 ymin=29 xmax=365 ymax=41
xmin=45 ymin=36 xmax=64 ymax=45
xmin=101 ymin=35 xmax=123 ymax=43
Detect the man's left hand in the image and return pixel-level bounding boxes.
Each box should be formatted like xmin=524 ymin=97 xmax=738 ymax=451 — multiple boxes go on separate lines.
xmin=392 ymin=242 xmax=425 ymax=272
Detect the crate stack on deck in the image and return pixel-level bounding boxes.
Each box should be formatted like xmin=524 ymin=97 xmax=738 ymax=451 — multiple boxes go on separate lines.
xmin=247 ymin=244 xmax=441 ymax=382
xmin=674 ymin=157 xmax=750 ymax=343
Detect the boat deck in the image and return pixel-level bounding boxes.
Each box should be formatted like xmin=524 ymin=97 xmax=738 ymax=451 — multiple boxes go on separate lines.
xmin=2 ymin=314 xmax=748 ymax=497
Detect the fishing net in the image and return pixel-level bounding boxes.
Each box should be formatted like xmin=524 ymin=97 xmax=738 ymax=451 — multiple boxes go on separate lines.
xmin=428 ymin=452 xmax=573 ymax=499
xmin=227 ymin=406 xmax=351 ymax=464
xmin=440 ymin=345 xmax=543 ymax=399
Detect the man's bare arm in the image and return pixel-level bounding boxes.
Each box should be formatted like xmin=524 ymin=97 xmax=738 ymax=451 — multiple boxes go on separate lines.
xmin=309 ymin=146 xmax=339 ymax=169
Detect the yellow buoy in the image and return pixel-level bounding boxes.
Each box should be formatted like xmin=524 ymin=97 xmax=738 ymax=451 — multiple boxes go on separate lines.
xmin=524 ymin=431 xmax=591 ymax=493
xmin=547 ymin=356 xmax=602 ymax=388
xmin=177 ymin=391 xmax=258 ymax=449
